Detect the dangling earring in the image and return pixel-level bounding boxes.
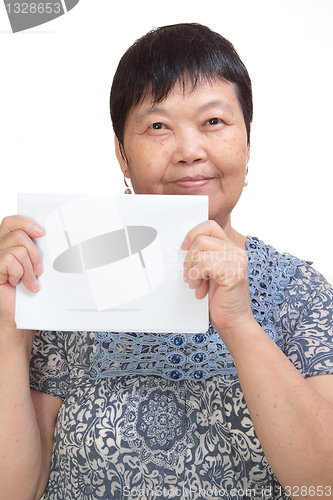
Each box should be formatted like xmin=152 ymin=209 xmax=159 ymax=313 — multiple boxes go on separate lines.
xmin=124 ymin=176 xmax=132 ymax=194
xmin=244 ymin=165 xmax=249 ymax=187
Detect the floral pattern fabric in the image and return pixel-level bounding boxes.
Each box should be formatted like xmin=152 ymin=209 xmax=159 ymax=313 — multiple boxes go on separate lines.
xmin=29 ymin=238 xmax=333 ymax=500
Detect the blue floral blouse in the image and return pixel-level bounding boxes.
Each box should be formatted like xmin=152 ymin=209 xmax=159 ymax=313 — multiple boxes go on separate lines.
xmin=29 ymin=237 xmax=333 ymax=500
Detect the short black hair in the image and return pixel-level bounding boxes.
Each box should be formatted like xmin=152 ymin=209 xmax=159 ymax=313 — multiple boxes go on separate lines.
xmin=110 ymin=23 xmax=253 ymax=149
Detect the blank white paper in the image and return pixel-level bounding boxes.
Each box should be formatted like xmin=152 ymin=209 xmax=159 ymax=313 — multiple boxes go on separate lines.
xmin=15 ymin=194 xmax=209 ymax=333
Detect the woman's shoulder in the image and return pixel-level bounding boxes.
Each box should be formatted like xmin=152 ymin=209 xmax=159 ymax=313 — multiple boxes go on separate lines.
xmin=246 ymin=235 xmax=331 ymax=293
xmin=246 ymin=235 xmax=333 ymax=332
xmin=246 ymin=235 xmax=306 ymax=268
xmin=245 ymin=235 xmax=308 ymax=304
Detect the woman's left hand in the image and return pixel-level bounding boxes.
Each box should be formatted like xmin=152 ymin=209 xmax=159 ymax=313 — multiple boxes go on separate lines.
xmin=181 ymin=220 xmax=255 ymax=343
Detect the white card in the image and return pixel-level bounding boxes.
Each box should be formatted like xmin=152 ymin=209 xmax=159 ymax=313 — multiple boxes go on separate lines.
xmin=15 ymin=194 xmax=209 ymax=333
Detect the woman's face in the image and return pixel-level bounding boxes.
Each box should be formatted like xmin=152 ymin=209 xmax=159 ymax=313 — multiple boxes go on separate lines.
xmin=116 ymin=79 xmax=250 ymax=230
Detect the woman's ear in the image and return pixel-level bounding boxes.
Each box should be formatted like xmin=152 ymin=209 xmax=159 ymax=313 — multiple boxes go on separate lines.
xmin=247 ymin=142 xmax=251 ymax=164
xmin=114 ymin=135 xmax=130 ymax=177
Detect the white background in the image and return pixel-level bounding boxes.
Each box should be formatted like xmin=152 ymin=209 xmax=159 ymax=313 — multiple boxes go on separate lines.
xmin=1 ymin=0 xmax=332 ymax=283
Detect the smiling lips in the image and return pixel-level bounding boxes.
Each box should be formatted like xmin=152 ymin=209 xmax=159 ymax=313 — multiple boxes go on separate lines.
xmin=172 ymin=176 xmax=215 ymax=188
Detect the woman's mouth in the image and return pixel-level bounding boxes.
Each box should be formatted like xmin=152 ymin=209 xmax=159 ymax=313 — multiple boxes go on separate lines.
xmin=171 ymin=176 xmax=215 ymax=188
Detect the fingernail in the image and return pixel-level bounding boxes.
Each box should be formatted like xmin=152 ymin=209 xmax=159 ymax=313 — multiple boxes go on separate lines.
xmin=34 ymin=225 xmax=45 ymax=236
xmin=32 ymin=280 xmax=40 ymax=292
xmin=36 ymin=264 xmax=43 ymax=276
xmin=181 ymin=239 xmax=189 ymax=251
xmin=183 ymin=271 xmax=189 ymax=283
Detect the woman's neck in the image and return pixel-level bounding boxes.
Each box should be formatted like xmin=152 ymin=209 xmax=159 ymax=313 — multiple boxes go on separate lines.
xmin=221 ymin=218 xmax=247 ymax=249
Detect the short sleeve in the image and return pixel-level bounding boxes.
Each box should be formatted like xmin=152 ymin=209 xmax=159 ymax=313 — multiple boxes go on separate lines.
xmin=29 ymin=330 xmax=69 ymax=400
xmin=281 ymin=264 xmax=333 ymax=377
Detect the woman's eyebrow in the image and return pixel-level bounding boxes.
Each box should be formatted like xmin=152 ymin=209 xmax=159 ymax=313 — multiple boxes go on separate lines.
xmin=133 ymin=106 xmax=169 ymax=124
xmin=133 ymin=99 xmax=235 ymax=125
xmin=196 ymin=100 xmax=235 ymax=114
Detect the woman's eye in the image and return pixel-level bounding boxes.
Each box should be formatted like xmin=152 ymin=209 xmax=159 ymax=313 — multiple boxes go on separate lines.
xmin=207 ymin=118 xmax=222 ymax=125
xmin=150 ymin=122 xmax=164 ymax=130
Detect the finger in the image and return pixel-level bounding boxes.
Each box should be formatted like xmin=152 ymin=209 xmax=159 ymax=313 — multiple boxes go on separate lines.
xmin=189 ymin=257 xmax=248 ymax=291
xmin=188 ymin=259 xmax=214 ymax=290
xmin=181 ymin=220 xmax=231 ymax=251
xmin=0 ymin=253 xmax=24 ymax=287
xmin=0 ymin=215 xmax=44 ymax=239
xmin=195 ymin=279 xmax=209 ymax=300
xmin=183 ymin=238 xmax=229 ymax=282
xmin=0 ymin=229 xmax=43 ymax=277
xmin=184 ymin=242 xmax=247 ymax=284
xmin=185 ymin=261 xmax=211 ymax=300
xmin=0 ymin=248 xmax=40 ymax=292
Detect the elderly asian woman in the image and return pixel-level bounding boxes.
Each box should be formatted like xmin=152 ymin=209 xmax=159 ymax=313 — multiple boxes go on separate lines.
xmin=0 ymin=23 xmax=333 ymax=500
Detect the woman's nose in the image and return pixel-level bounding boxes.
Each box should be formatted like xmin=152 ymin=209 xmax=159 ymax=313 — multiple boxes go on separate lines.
xmin=171 ymin=129 xmax=208 ymax=165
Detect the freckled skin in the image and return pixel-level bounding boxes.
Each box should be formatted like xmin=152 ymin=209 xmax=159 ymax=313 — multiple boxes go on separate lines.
xmin=115 ymin=79 xmax=250 ymax=239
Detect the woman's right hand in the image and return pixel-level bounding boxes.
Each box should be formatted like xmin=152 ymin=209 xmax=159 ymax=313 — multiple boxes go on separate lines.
xmin=0 ymin=215 xmax=44 ymax=329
